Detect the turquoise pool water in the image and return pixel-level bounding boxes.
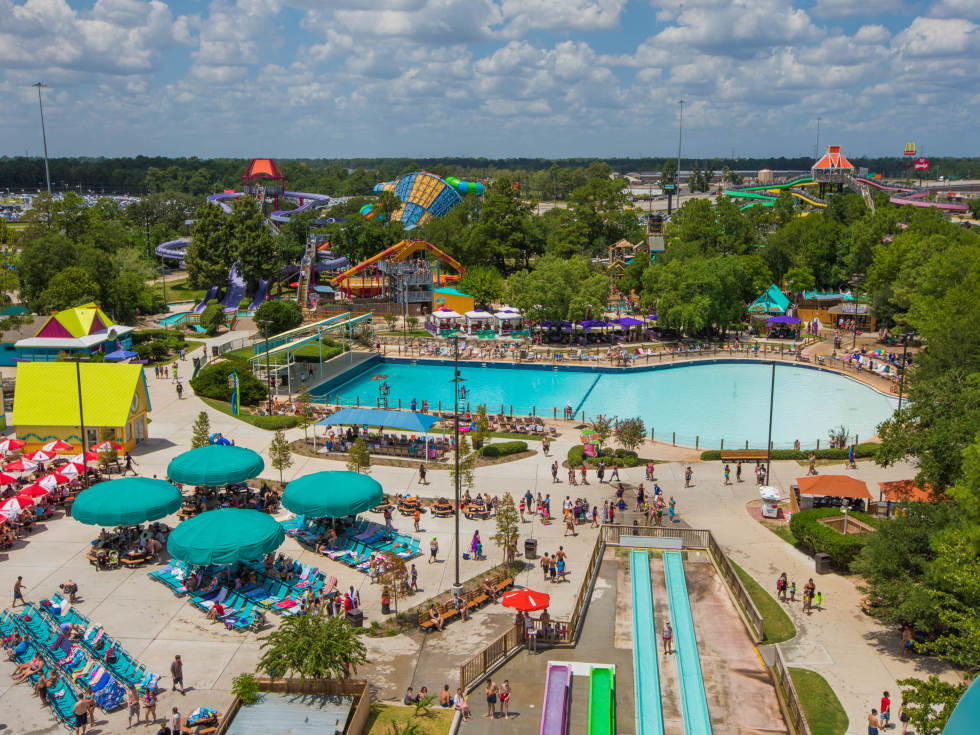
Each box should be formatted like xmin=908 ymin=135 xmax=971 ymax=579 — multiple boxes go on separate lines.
xmin=158 ymin=311 xmax=190 ymax=326
xmin=314 ymin=360 xmax=897 ymax=449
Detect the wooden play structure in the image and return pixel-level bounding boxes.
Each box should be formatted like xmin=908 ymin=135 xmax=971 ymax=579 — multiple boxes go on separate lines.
xmin=329 ymin=239 xmax=464 ymax=302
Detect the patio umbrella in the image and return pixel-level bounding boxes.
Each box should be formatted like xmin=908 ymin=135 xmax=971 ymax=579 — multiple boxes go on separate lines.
xmin=70 ymin=452 xmax=100 ymax=464
xmin=167 ymin=445 xmax=265 ymax=486
xmin=93 ymin=441 xmax=123 ymax=453
xmin=0 ymin=439 xmax=26 ymax=452
xmin=41 ymin=440 xmax=76 ymax=453
xmin=282 ymin=472 xmax=383 ymax=518
xmin=0 ymin=496 xmax=34 ymax=518
xmin=24 ymin=450 xmax=54 ymax=462
xmin=502 ymin=588 xmax=551 ymax=612
xmin=19 ymin=484 xmax=49 ymax=499
xmin=4 ymin=459 xmax=38 ymax=473
xmin=58 ymin=462 xmax=86 ymax=478
xmin=37 ymin=473 xmax=69 ymax=490
xmin=167 ymin=508 xmax=285 ymax=566
xmin=0 ymin=473 xmax=16 ymax=485
xmin=71 ymin=477 xmax=183 ymax=527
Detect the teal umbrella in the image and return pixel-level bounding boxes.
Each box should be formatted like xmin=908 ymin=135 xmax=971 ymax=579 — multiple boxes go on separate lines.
xmin=71 ymin=478 xmax=182 ymax=526
xmin=167 ymin=508 xmax=285 ymax=566
xmin=166 ymin=445 xmax=265 ymax=486
xmin=282 ymin=472 xmax=383 ymax=518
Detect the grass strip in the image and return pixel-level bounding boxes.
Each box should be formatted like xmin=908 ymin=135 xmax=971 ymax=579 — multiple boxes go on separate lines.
xmin=728 ymin=558 xmax=796 ymax=643
xmin=788 ymin=667 xmax=848 ymax=735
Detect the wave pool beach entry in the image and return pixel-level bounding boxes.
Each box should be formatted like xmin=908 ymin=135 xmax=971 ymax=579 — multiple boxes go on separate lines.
xmin=314 ymin=360 xmax=897 ymax=449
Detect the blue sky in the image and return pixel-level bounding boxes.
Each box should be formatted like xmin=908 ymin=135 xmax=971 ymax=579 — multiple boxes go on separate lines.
xmin=1 ymin=0 xmax=978 ymax=159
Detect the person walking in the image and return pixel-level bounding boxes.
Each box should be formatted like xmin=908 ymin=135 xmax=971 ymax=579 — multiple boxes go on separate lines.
xmin=724 ymin=464 xmax=731 ymax=485
xmin=609 ymin=465 xmax=620 ymax=483
xmin=13 ymin=576 xmax=26 ymax=608
xmin=170 ymin=655 xmax=184 ymax=694
xmin=171 ymin=706 xmax=182 ymax=735
xmin=736 ymin=460 xmax=742 ymax=482
xmin=542 ymin=436 xmax=550 ymax=456
xmin=880 ymin=692 xmax=891 ymax=730
xmin=898 ymin=702 xmax=909 ymax=735
xmin=175 ymin=382 xmax=183 ymax=399
xmin=668 ymin=496 xmax=676 ymax=523
xmin=126 ymin=685 xmax=140 ymax=728
xmin=143 ymin=687 xmax=157 ymax=726
xmin=868 ymin=708 xmax=881 ymax=735
xmin=662 ymin=620 xmax=673 ymax=654
xmin=684 ymin=466 xmax=693 ymax=487
xmin=808 ymin=452 xmax=817 ymax=475
xmin=499 ymin=680 xmax=512 ymax=720
xmin=413 ymin=508 xmax=421 ymax=533
xmin=551 ymin=461 xmax=559 ymax=483
xmin=580 ymin=465 xmax=589 ymax=484
xmin=485 ymin=679 xmax=498 ymax=719
xmin=597 ymin=462 xmax=605 ymax=483
xmin=429 ymin=537 xmax=439 ymax=564
xmin=124 ymin=452 xmax=137 ymax=476
xmin=418 ymin=463 xmax=428 ymax=485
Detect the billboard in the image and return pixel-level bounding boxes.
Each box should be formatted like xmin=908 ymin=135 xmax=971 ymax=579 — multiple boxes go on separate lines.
xmin=913 ymin=157 xmax=930 ymax=171
xmin=903 ymin=142 xmax=917 ymax=157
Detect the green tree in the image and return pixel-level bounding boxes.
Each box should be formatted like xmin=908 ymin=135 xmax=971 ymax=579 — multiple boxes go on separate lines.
xmin=269 ymin=429 xmax=293 ymax=485
xmin=897 ymin=676 xmax=966 ymax=735
xmin=377 ymin=552 xmax=409 ymax=612
xmin=347 ymin=437 xmax=371 ymax=473
xmin=296 ymin=389 xmax=313 ymax=442
xmin=784 ymin=266 xmax=815 ymax=295
xmin=458 ymin=265 xmax=504 ymax=308
xmin=254 ymin=300 xmax=303 ymax=336
xmin=191 ymin=411 xmax=212 ymax=449
xmin=375 ymin=190 xmax=401 ymax=222
xmin=470 ymin=404 xmax=490 ymax=450
xmin=465 ymin=177 xmax=534 ymax=272
xmin=38 ymin=266 xmax=100 ymax=312
xmin=590 ymin=414 xmax=614 ymax=450
xmin=491 ymin=492 xmax=520 ymax=564
xmin=614 ymin=417 xmax=646 ymax=453
xmin=505 ymin=256 xmax=609 ymax=325
xmin=226 ymin=197 xmax=277 ymax=293
xmin=16 ymin=233 xmax=78 ymax=309
xmin=660 ymin=159 xmax=677 ymax=187
xmin=258 ymin=614 xmax=368 ymax=681
xmin=187 ymin=202 xmax=234 ymax=289
xmin=199 ymin=303 xmax=224 ymax=336
xmin=449 ymin=434 xmax=475 ymax=495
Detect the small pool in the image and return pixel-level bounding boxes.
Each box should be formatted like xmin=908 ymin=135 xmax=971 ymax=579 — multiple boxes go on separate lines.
xmin=313 ymin=359 xmax=897 ymax=449
xmin=158 ymin=311 xmax=190 ymax=326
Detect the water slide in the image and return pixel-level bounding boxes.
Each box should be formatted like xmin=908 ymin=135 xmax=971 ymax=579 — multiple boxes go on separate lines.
xmin=206 ymin=191 xmax=244 ymax=213
xmin=724 ymin=187 xmax=826 ymax=208
xmin=270 ymin=191 xmax=334 ymax=224
xmin=249 ymin=279 xmax=269 ymax=311
xmin=539 ymin=663 xmax=572 ymax=735
xmin=194 ymin=286 xmax=219 ymax=314
xmin=630 ymin=551 xmax=666 ymax=735
xmin=663 ymin=552 xmax=712 ymax=735
xmin=156 ymin=237 xmax=190 ymax=263
xmin=735 ymin=176 xmax=816 ymax=192
xmin=849 ymin=176 xmax=969 ymax=213
xmin=220 ymin=264 xmax=247 ymax=312
xmin=587 ymin=666 xmax=615 ymax=735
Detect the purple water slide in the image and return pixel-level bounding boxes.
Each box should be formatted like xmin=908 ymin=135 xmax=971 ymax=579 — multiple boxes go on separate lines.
xmin=249 ymin=279 xmax=269 ymax=311
xmin=539 ymin=663 xmax=572 ymax=735
xmin=194 ymin=286 xmax=219 ymax=314
xmin=888 ymin=196 xmax=969 ymax=212
xmin=221 ymin=264 xmax=247 ymax=313
xmin=155 ymin=238 xmax=190 ymax=263
xmin=206 ymin=191 xmax=244 ymax=213
xmin=270 ymin=191 xmax=333 ymax=223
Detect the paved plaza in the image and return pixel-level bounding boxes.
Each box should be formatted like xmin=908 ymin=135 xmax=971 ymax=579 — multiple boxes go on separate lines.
xmin=0 ymin=340 xmax=962 ymax=734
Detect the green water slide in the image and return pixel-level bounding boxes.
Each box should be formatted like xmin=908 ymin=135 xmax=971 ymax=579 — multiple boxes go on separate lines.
xmin=736 ymin=176 xmax=815 ymax=192
xmin=587 ymin=665 xmax=615 ymax=735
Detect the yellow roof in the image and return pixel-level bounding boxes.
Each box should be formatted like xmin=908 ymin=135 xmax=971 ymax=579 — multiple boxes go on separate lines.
xmin=34 ymin=303 xmax=117 ymax=339
xmin=13 ymin=362 xmax=147 ymax=427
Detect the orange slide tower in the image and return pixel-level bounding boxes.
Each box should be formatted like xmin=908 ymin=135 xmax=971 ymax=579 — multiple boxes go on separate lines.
xmin=329 ymin=239 xmax=464 ymax=298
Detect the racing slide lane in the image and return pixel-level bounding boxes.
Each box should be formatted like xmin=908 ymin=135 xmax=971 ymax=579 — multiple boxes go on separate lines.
xmin=630 ymin=551 xmax=665 ymax=735
xmin=539 ymin=663 xmax=572 ymax=735
xmin=221 ymin=264 xmax=247 ymax=313
xmin=663 ymin=551 xmax=712 ymax=735
xmin=587 ymin=665 xmax=615 ymax=735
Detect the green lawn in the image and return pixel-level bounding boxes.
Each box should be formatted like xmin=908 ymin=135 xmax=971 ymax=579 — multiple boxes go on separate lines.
xmin=789 ymin=667 xmax=848 ymax=735
xmin=225 ymin=343 xmax=344 ymax=363
xmin=199 ymin=397 xmax=299 ymax=430
xmin=364 ymin=703 xmax=454 ymax=735
xmin=150 ymin=278 xmax=209 ymax=304
xmin=729 ymin=558 xmax=797 ymax=643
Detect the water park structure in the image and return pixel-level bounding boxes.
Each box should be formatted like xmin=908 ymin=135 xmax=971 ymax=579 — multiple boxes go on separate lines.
xmin=366 ymin=171 xmax=484 ymax=227
xmin=329 ymin=238 xmax=464 ymax=303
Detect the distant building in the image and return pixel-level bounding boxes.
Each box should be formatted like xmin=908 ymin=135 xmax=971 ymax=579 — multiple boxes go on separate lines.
xmin=811 ymin=145 xmax=855 ymax=184
xmin=757 ymin=169 xmax=774 ymax=185
xmin=12 ymin=362 xmax=150 ymax=451
xmin=12 ymin=303 xmax=134 ymax=363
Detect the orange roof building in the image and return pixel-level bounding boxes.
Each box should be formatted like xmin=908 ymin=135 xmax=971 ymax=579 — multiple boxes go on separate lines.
xmin=242 ymin=158 xmax=285 ymax=206
xmin=796 ymin=475 xmax=871 ymax=499
xmin=877 ymin=480 xmax=938 ymax=504
xmin=811 ymin=145 xmax=855 ymax=184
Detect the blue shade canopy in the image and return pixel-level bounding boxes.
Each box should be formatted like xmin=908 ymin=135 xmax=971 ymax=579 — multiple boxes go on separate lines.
xmin=105 ymin=349 xmax=139 ymax=361
xmin=167 ymin=445 xmax=265 ymax=486
xmin=944 ymin=678 xmax=980 ymax=735
xmin=167 ymin=508 xmax=285 ymax=565
xmin=71 ymin=478 xmax=182 ymax=526
xmin=316 ymin=407 xmax=441 ymax=432
xmin=282 ymin=471 xmax=383 ymax=518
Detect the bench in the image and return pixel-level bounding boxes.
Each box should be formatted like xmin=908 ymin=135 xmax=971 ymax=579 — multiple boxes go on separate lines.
xmin=719 ymin=450 xmax=769 ymax=462
xmin=417 ymin=574 xmax=514 ymax=631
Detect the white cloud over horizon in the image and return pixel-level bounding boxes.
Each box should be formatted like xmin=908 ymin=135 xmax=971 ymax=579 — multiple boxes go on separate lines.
xmin=1 ymin=0 xmax=978 ymax=159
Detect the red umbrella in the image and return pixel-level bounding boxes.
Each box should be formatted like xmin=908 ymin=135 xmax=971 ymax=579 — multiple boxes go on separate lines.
xmin=0 ymin=438 xmax=26 ymax=452
xmin=4 ymin=459 xmax=38 ymax=473
xmin=20 ymin=484 xmax=49 ymax=499
xmin=93 ymin=441 xmax=123 ymax=453
xmin=42 ymin=440 xmax=76 ymax=453
xmin=0 ymin=472 xmax=16 ymax=485
xmin=59 ymin=462 xmax=86 ymax=478
xmin=38 ymin=473 xmax=69 ymax=490
xmin=501 ymin=589 xmax=551 ymax=612
xmin=25 ymin=450 xmax=54 ymax=462
xmin=70 ymin=452 xmax=100 ymax=464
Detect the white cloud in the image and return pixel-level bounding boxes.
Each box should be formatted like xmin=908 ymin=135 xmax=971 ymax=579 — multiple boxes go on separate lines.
xmin=811 ymin=0 xmax=903 ymax=19
xmin=928 ymin=0 xmax=980 ymax=19
xmin=854 ymin=24 xmax=891 ymax=44
xmin=891 ymin=17 xmax=978 ymax=57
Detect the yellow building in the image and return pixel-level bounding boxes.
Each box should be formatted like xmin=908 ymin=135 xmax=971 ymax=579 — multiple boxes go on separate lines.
xmin=12 ymin=362 xmax=150 ymax=452
xmin=431 ymin=287 xmax=474 ymax=314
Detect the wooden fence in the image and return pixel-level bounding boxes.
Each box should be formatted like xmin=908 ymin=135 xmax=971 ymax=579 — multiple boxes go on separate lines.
xmin=771 ymin=646 xmax=812 ymax=735
xmin=458 ymin=624 xmax=523 ymax=692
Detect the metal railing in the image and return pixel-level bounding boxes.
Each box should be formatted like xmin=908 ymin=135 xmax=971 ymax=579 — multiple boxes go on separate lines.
xmin=458 ymin=624 xmax=522 ymax=691
xmin=569 ymin=530 xmax=607 ymax=641
xmin=772 ymin=646 xmax=812 ymax=735
xmin=706 ymin=533 xmax=765 ymax=642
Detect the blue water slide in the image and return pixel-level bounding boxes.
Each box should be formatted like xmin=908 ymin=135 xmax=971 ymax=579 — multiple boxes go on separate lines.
xmin=220 ymin=264 xmax=247 ymax=313
xmin=249 ymin=279 xmax=269 ymax=311
xmin=155 ymin=238 xmax=190 ymax=263
xmin=194 ymin=286 xmax=219 ymax=314
xmin=206 ymin=191 xmax=243 ymax=213
xmin=630 ymin=551 xmax=665 ymax=735
xmin=270 ymin=191 xmax=336 ymax=224
xmin=663 ymin=552 xmax=712 ymax=735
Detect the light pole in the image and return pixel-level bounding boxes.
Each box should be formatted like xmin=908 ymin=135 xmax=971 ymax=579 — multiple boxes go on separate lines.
xmin=451 ymin=334 xmax=464 ymax=595
xmin=896 ymin=332 xmax=914 ymax=411
xmin=677 ymin=99 xmax=685 ymax=194
xmin=849 ymin=274 xmax=865 ymax=349
xmin=32 ymin=83 xmax=51 ymax=195
xmin=766 ymin=360 xmax=775 ymax=484
xmin=256 ymin=319 xmax=273 ymax=408
xmin=815 ymin=117 xmax=822 ymax=160
xmin=69 ymin=356 xmax=90 ymax=456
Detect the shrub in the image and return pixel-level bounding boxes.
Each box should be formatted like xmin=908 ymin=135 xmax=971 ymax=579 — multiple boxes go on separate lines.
xmin=190 ymin=358 xmax=266 ymax=405
xmin=132 ymin=329 xmax=173 ymax=344
xmin=699 ymin=442 xmax=880 ymax=462
xmin=231 ymin=673 xmax=259 ymax=705
xmin=789 ymin=508 xmax=879 ymax=570
xmin=480 ymin=440 xmax=528 ymax=458
xmin=567 ymin=445 xmax=586 ymax=467
xmin=566 ymin=445 xmax=637 ymax=467
xmin=148 ymin=340 xmax=169 ymax=361
xmin=199 ymin=304 xmax=224 ymax=336
xmin=248 ymin=414 xmax=298 ymax=430
xmin=238 ymin=298 xmax=251 ymax=309
xmin=255 ymin=300 xmax=303 ymax=337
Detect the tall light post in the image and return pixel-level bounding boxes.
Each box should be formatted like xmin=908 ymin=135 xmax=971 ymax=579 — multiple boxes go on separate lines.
xmin=256 ymin=319 xmax=274 ymax=408
xmin=896 ymin=332 xmax=914 ymax=411
xmin=677 ymin=99 xmax=685 ymax=194
xmin=766 ymin=360 xmax=775 ymax=485
xmin=814 ymin=117 xmax=822 ymax=160
xmin=32 ymin=82 xmax=51 ymax=195
xmin=849 ymin=274 xmax=865 ymax=349
xmin=451 ymin=334 xmax=464 ymax=595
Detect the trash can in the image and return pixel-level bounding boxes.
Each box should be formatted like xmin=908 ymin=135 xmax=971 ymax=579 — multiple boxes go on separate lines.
xmin=346 ymin=608 xmax=364 ymax=627
xmin=814 ymin=553 xmax=832 ymax=574
xmin=524 ymin=538 xmax=537 ymax=559
xmin=381 ymin=600 xmax=391 ymax=615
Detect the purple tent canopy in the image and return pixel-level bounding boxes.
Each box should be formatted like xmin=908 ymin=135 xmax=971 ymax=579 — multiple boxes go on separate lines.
xmin=644 ymin=314 xmax=658 ymax=322
xmin=767 ymin=316 xmax=802 ymax=325
xmin=612 ymin=317 xmax=644 ymax=326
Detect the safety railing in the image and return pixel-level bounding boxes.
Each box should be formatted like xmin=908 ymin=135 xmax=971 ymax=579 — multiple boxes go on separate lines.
xmin=772 ymin=646 xmax=811 ymax=735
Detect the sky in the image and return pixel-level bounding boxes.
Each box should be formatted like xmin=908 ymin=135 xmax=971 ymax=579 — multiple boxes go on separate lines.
xmin=1 ymin=0 xmax=978 ymax=160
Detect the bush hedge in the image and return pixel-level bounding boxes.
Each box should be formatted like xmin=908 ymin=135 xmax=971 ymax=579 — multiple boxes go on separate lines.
xmin=246 ymin=414 xmax=299 ymax=429
xmin=700 ymin=442 xmax=880 ymax=462
xmin=567 ymin=445 xmax=639 ymax=467
xmin=480 ymin=440 xmax=528 ymax=458
xmin=789 ymin=508 xmax=879 ymax=570
xmin=190 ymin=358 xmax=266 ymax=405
